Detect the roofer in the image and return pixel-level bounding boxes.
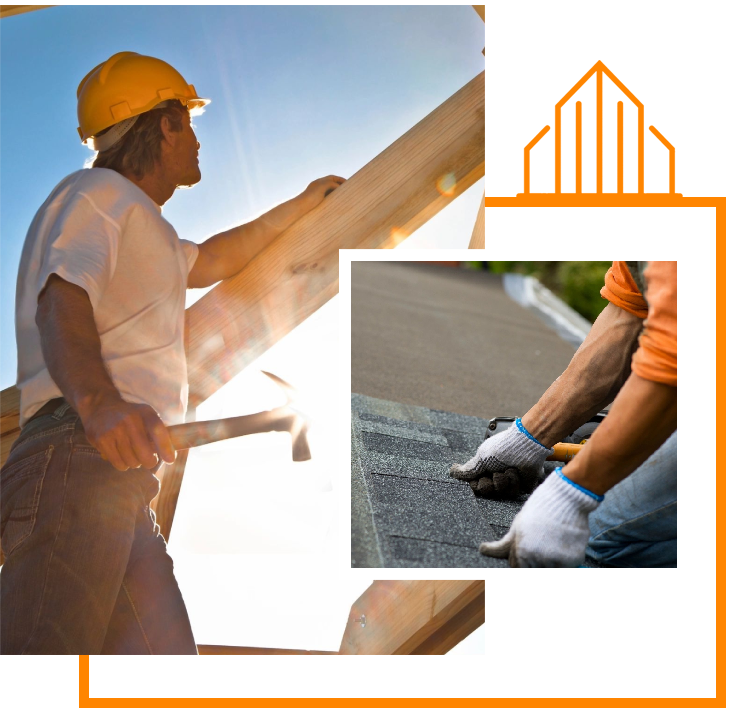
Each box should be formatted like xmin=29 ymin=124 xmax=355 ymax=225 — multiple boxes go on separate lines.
xmin=0 ymin=51 xmax=344 ymax=653
xmin=450 ymin=262 xmax=677 ymax=568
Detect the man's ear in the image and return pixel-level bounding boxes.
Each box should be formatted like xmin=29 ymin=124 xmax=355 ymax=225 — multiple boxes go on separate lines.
xmin=160 ymin=115 xmax=176 ymax=148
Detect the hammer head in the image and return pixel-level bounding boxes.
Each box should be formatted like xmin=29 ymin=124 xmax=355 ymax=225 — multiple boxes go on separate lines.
xmin=290 ymin=417 xmax=311 ymax=462
xmin=261 ymin=370 xmax=298 ymax=405
xmin=261 ymin=371 xmax=311 ymax=462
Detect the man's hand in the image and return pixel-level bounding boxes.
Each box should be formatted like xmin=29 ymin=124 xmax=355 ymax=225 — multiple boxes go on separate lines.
xmin=79 ymin=396 xmax=176 ymax=472
xmin=302 ymin=175 xmax=346 ymax=210
xmin=479 ymin=469 xmax=603 ymax=567
xmin=188 ymin=175 xmax=347 ymax=289
xmin=449 ymin=419 xmax=552 ymax=498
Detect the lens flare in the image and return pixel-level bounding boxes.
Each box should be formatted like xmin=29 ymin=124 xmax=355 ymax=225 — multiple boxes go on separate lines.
xmin=436 ymin=172 xmax=457 ymax=197
xmin=385 ymin=227 xmax=409 ymax=248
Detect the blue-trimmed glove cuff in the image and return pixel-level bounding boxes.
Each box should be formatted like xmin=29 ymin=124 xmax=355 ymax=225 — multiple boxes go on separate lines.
xmin=554 ymin=466 xmax=604 ymax=503
xmin=516 ymin=417 xmax=553 ymax=450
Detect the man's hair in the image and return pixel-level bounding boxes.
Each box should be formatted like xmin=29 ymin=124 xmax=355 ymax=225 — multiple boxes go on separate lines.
xmin=91 ymin=102 xmax=189 ymax=179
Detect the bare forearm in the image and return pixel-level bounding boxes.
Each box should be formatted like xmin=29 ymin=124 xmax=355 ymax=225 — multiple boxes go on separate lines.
xmin=522 ymin=303 xmax=643 ymax=447
xmin=188 ymin=175 xmax=345 ymax=288
xmin=200 ymin=192 xmax=314 ymax=280
xmin=36 ymin=275 xmax=175 ymax=470
xmin=36 ymin=276 xmax=121 ymax=419
xmin=563 ymin=372 xmax=676 ymax=495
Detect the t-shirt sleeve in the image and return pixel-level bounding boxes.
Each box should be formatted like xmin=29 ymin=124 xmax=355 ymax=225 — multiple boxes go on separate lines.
xmin=179 ymin=239 xmax=199 ymax=274
xmin=37 ymin=191 xmax=121 ymax=311
xmin=631 ymin=262 xmax=677 ymax=387
xmin=600 ymin=261 xmax=648 ymax=318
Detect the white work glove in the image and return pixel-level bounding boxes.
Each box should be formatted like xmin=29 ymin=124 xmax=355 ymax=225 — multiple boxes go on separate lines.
xmin=479 ymin=468 xmax=604 ymax=567
xmin=449 ymin=419 xmax=553 ymax=497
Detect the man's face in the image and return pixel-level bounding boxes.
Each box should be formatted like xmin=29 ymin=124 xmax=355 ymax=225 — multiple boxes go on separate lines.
xmin=168 ymin=111 xmax=201 ymax=188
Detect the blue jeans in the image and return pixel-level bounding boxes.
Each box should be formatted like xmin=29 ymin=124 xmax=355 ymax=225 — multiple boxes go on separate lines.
xmin=586 ymin=431 xmax=677 ymax=567
xmin=0 ymin=401 xmax=197 ymax=654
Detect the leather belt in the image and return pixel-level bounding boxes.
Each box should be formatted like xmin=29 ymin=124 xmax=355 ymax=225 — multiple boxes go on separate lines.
xmin=27 ymin=397 xmax=67 ymax=423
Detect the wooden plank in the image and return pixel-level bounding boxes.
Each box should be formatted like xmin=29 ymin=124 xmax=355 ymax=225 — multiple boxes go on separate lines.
xmin=467 ymin=191 xmax=485 ymax=248
xmin=0 ymin=21 xmax=483 ymax=459
xmin=198 ymin=645 xmax=335 ymax=655
xmin=338 ymin=580 xmax=485 ymax=655
xmin=185 ymin=71 xmax=485 ymax=406
xmin=0 ymin=386 xmax=21 ymax=469
xmin=150 ymin=447 xmax=190 ymax=543
xmin=0 ymin=5 xmax=53 ymax=19
xmin=0 ymin=72 xmax=483 ymax=467
xmin=0 ymin=72 xmax=483 ymax=449
xmin=473 ymin=5 xmax=485 ymax=55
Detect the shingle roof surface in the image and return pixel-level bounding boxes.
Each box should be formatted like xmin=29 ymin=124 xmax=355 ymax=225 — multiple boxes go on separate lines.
xmin=350 ymin=262 xmax=603 ymax=568
xmin=352 ymin=393 xmax=520 ymax=567
xmin=351 ymin=262 xmax=577 ymax=419
xmin=352 ymin=393 xmax=603 ymax=568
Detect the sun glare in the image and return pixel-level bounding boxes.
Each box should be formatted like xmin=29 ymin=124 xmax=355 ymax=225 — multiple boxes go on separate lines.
xmin=165 ymin=295 xmax=356 ymax=649
xmin=169 ymin=296 xmax=340 ymax=555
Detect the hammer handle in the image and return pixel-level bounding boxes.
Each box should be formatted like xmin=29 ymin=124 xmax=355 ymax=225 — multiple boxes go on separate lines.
xmin=547 ymin=442 xmax=584 ymax=463
xmin=167 ymin=407 xmax=296 ymax=451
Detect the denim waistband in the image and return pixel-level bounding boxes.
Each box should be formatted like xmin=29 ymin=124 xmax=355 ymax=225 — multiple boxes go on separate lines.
xmin=27 ymin=397 xmax=70 ymax=423
xmin=12 ymin=400 xmax=78 ymax=453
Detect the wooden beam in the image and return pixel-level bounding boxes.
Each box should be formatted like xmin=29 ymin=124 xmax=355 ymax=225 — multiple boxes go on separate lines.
xmin=198 ymin=645 xmax=336 ymax=655
xmin=150 ymin=447 xmax=191 ymax=542
xmin=467 ymin=191 xmax=485 ymax=248
xmin=149 ymin=405 xmax=195 ymax=541
xmin=185 ymin=71 xmax=484 ymax=406
xmin=473 ymin=5 xmax=485 ymax=55
xmin=338 ymin=580 xmax=485 ymax=655
xmin=1 ymin=385 xmax=21 ymax=468
xmin=0 ymin=72 xmax=483 ymax=450
xmin=0 ymin=71 xmax=483 ymax=533
xmin=149 ymin=73 xmax=481 ymax=534
xmin=0 ymin=5 xmax=53 ymax=19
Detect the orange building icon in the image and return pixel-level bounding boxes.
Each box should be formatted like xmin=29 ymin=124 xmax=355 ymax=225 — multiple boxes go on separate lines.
xmin=523 ymin=61 xmax=676 ymax=200
xmin=487 ymin=61 xmax=724 ymax=215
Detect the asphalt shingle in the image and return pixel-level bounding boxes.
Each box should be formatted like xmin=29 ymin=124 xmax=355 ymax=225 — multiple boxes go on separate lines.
xmin=352 ymin=393 xmax=601 ymax=568
xmin=352 ymin=393 xmax=511 ymax=568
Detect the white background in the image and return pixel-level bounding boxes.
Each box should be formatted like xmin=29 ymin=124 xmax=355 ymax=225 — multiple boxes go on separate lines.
xmin=5 ymin=0 xmax=730 ymax=708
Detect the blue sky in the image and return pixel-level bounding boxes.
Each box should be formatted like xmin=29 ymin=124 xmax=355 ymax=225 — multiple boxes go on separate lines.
xmin=0 ymin=5 xmax=485 ymax=387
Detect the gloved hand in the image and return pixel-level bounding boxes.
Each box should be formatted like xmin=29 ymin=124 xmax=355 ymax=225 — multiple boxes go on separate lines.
xmin=478 ymin=468 xmax=603 ymax=567
xmin=449 ymin=418 xmax=553 ymax=498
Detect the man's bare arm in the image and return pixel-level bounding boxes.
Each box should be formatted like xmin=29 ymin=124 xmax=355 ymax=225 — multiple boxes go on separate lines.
xmin=36 ymin=274 xmax=175 ymax=471
xmin=563 ymin=372 xmax=676 ymax=495
xmin=188 ymin=175 xmax=345 ymax=288
xmin=521 ymin=302 xmax=644 ymax=447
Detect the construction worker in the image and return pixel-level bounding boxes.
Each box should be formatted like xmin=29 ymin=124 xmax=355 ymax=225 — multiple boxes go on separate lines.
xmin=450 ymin=262 xmax=677 ymax=567
xmin=0 ymin=51 xmax=344 ymax=653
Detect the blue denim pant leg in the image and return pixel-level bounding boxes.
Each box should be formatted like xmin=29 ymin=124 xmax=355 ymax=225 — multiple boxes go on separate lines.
xmin=585 ymin=431 xmax=677 ymax=568
xmin=100 ymin=503 xmax=197 ymax=654
xmin=0 ymin=403 xmax=197 ymax=654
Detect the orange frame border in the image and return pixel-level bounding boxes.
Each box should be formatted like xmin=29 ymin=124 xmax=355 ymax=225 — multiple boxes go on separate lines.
xmin=78 ymin=196 xmax=725 ymax=707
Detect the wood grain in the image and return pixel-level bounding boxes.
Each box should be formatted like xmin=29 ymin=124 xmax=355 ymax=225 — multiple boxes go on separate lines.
xmin=0 ymin=6 xmax=53 ymax=20
xmin=468 ymin=191 xmax=486 ymax=248
xmin=184 ymin=71 xmax=485 ymax=406
xmin=0 ymin=72 xmax=484 ymax=456
xmin=338 ymin=580 xmax=485 ymax=655
xmin=198 ymin=645 xmax=336 ymax=655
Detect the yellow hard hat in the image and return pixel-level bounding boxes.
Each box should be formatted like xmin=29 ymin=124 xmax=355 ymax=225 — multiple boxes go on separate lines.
xmin=76 ymin=51 xmax=210 ymax=144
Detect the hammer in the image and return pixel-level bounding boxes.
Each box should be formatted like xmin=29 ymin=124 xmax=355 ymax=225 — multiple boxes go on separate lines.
xmin=153 ymin=371 xmax=311 ymax=472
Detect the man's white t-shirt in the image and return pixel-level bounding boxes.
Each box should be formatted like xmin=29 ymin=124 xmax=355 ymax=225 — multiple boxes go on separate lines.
xmin=15 ymin=167 xmax=199 ymax=427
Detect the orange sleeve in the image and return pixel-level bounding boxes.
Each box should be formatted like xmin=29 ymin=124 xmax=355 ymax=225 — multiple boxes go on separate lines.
xmin=631 ymin=262 xmax=677 ymax=387
xmin=600 ymin=261 xmax=648 ymax=318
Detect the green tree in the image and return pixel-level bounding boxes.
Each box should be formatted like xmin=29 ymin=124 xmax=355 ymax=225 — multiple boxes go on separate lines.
xmin=485 ymin=261 xmax=612 ymax=322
